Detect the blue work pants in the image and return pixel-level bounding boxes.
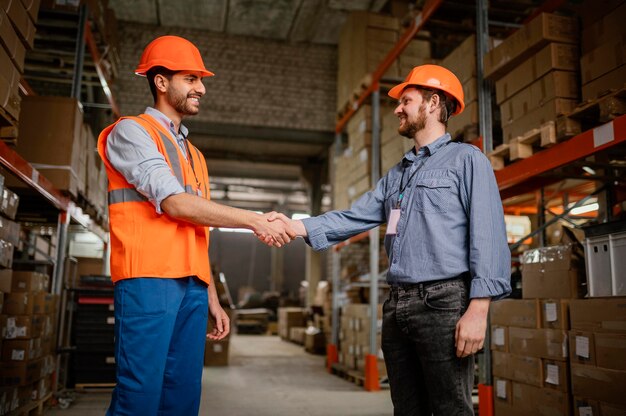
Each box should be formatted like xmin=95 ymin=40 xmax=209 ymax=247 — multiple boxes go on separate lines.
xmin=106 ymin=276 xmax=208 ymax=416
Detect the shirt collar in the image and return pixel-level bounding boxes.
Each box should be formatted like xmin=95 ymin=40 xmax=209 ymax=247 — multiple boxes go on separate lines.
xmin=145 ymin=107 xmax=188 ymax=139
xmin=402 ymin=133 xmax=451 ymax=163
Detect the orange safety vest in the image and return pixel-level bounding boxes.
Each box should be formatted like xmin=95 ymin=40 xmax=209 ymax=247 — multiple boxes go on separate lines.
xmin=97 ymin=114 xmax=212 ymax=284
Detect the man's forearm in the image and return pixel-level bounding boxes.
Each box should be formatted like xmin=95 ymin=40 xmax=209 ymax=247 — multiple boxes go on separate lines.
xmin=162 ymin=193 xmax=263 ymax=230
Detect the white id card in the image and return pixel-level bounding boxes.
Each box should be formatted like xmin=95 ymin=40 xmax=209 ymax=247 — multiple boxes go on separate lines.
xmin=386 ymin=209 xmax=401 ymax=235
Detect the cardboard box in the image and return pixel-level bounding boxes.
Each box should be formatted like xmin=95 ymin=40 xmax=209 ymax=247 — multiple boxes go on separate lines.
xmin=490 ymin=299 xmax=540 ymax=328
xmin=492 ymin=351 xmax=543 ymax=387
xmin=580 ymin=2 xmax=626 ymax=53
xmin=569 ymin=298 xmax=626 ymax=333
xmin=203 ymin=339 xmax=229 ymax=366
xmin=0 ymin=7 xmax=25 ymax=72
xmin=0 ymin=358 xmax=42 ymax=386
xmin=4 ymin=315 xmax=44 ymax=339
xmin=541 ymin=299 xmax=569 ymax=330
xmin=1 ymin=338 xmax=39 ymax=361
xmin=508 ymin=327 xmax=568 ymax=361
xmin=573 ymin=396 xmax=601 ymax=416
xmin=277 ymin=307 xmax=305 ymax=340
xmin=441 ymin=35 xmax=476 ymax=83
xmin=16 ymin=96 xmax=84 ymax=197
xmin=569 ymin=331 xmax=596 ymax=366
xmin=495 ymin=43 xmax=579 ymax=104
xmin=0 ymin=188 xmax=19 ymax=220
xmin=595 ymin=333 xmax=626 ymax=371
xmin=601 ymin=401 xmax=626 ymax=416
xmin=493 ymin=377 xmax=512 ymax=405
xmin=543 ymin=359 xmax=569 ymax=392
xmin=501 ymin=98 xmax=578 ymax=143
xmin=500 ymin=71 xmax=579 ymax=124
xmin=510 ymin=382 xmax=571 ymax=415
xmin=304 ymin=329 xmax=326 ymax=354
xmin=0 ymin=269 xmax=11 ymax=293
xmin=2 ymin=292 xmax=33 ymax=315
xmin=9 ymin=272 xmax=48 ymax=293
xmin=0 ymin=239 xmax=12 ymax=269
xmin=580 ymin=36 xmax=626 ymax=85
xmin=0 ymin=38 xmax=20 ymax=120
xmin=0 ymin=0 xmax=35 ymax=48
xmin=0 ymin=216 xmax=20 ymax=246
xmin=571 ymin=363 xmax=626 ymax=405
xmin=522 ymin=268 xmax=583 ymax=300
xmin=582 ymin=63 xmax=626 ymax=101
xmin=19 ymin=0 xmax=40 ymax=23
xmin=289 ymin=326 xmax=305 ymax=345
xmin=484 ymin=13 xmax=578 ymax=80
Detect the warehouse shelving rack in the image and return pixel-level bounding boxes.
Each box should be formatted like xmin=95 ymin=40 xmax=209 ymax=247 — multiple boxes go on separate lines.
xmin=1 ymin=2 xmax=116 ymax=408
xmin=327 ymin=0 xmax=625 ymax=412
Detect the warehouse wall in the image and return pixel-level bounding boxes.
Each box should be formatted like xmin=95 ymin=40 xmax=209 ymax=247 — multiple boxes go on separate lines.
xmin=115 ymin=23 xmax=338 ymax=131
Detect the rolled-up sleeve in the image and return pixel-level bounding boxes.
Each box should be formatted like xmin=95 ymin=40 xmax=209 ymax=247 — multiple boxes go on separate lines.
xmin=302 ymin=176 xmax=388 ymax=251
xmin=461 ymin=149 xmax=511 ymax=300
xmin=106 ymin=119 xmax=185 ymax=214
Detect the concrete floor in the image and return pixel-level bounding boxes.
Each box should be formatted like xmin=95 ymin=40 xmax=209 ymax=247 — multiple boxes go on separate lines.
xmin=47 ymin=335 xmax=393 ymax=415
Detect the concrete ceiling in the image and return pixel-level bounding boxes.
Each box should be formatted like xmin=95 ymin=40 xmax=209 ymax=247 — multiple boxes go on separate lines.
xmin=108 ymin=0 xmax=388 ymax=44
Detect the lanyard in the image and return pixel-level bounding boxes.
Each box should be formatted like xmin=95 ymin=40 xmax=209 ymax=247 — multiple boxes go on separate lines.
xmin=396 ymin=158 xmax=427 ymax=208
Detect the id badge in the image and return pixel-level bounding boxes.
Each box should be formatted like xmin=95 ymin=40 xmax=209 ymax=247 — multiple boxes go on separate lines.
xmin=386 ymin=209 xmax=401 ymax=235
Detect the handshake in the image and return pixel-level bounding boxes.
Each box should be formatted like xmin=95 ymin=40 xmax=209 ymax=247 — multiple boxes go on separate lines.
xmin=253 ymin=212 xmax=306 ymax=247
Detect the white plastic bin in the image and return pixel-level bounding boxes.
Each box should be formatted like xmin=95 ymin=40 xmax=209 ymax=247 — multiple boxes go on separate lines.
xmin=609 ymin=231 xmax=626 ymax=296
xmin=585 ymin=235 xmax=612 ymax=297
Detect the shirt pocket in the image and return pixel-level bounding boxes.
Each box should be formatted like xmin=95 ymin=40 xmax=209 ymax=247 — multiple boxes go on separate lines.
xmin=414 ymin=178 xmax=453 ymax=213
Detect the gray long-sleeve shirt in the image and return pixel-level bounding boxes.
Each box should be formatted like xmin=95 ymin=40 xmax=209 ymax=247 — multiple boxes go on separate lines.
xmin=302 ymin=134 xmax=511 ymax=299
xmin=105 ymin=107 xmax=189 ymax=213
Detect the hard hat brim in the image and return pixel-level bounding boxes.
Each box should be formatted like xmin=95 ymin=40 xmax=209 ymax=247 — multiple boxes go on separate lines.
xmin=387 ymin=82 xmax=464 ymax=116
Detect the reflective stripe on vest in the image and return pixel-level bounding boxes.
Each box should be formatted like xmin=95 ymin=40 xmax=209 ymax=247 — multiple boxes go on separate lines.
xmin=109 ymin=188 xmax=148 ymax=205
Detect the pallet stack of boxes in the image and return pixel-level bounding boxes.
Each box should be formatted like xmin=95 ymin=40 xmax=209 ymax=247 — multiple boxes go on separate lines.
xmin=491 ymin=243 xmax=585 ymax=415
xmin=483 ymin=13 xmax=580 ymax=168
xmin=0 ymin=270 xmax=57 ymax=415
xmin=0 ymin=0 xmax=38 ymax=133
xmin=579 ymin=2 xmax=626 ymax=103
xmin=568 ymin=298 xmax=626 ymax=414
xmin=278 ymin=307 xmax=306 ymax=342
xmin=338 ymin=304 xmax=385 ymax=380
xmin=441 ymin=35 xmax=479 ymax=141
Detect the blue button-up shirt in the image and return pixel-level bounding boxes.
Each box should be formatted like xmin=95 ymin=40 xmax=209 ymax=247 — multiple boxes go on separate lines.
xmin=105 ymin=107 xmax=189 ymax=213
xmin=303 ymin=134 xmax=511 ymax=299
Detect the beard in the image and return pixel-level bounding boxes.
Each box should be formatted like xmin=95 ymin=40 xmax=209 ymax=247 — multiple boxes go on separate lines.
xmin=167 ymin=88 xmax=199 ymax=116
xmin=398 ymin=103 xmax=426 ymax=139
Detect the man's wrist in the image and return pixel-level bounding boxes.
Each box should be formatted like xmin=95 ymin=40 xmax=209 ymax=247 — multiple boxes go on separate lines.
xmin=468 ymin=297 xmax=491 ymax=313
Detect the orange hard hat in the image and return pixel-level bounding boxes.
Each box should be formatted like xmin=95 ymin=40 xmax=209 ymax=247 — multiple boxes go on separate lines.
xmin=134 ymin=35 xmax=214 ymax=77
xmin=388 ymin=65 xmax=465 ymax=115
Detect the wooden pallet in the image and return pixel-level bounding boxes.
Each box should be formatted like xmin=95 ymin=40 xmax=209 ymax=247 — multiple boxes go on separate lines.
xmin=487 ymin=143 xmax=510 ymax=171
xmin=554 ymin=87 xmax=626 ymax=137
xmin=7 ymin=393 xmax=51 ymax=416
xmin=74 ymin=383 xmax=115 ymax=392
xmin=330 ymin=362 xmax=389 ymax=389
xmin=336 ymin=74 xmax=374 ymax=121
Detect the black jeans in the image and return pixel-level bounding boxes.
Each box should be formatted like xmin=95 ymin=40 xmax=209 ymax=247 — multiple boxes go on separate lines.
xmin=381 ymin=277 xmax=474 ymax=416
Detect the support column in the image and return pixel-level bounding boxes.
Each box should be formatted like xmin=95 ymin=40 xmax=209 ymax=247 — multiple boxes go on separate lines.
xmin=304 ymin=164 xmax=324 ymax=307
xmin=477 ymin=0 xmax=493 ymax=155
xmin=71 ymin=4 xmax=88 ymax=100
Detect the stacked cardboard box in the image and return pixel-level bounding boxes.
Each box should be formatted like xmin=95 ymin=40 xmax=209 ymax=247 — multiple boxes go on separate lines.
xmin=484 ymin=13 xmax=579 ymax=145
xmin=569 ymin=298 xmax=626 ymax=414
xmin=337 ymin=12 xmax=400 ymax=113
xmin=493 ymin=243 xmax=587 ymax=415
xmin=14 ymin=97 xmax=86 ymax=198
xmin=0 ymin=181 xmax=18 ymax=270
xmin=579 ymin=2 xmax=626 ymax=101
xmin=491 ymin=299 xmax=571 ymax=415
xmin=278 ymin=307 xmax=306 ymax=341
xmin=380 ymin=106 xmax=413 ymax=175
xmin=0 ymin=0 xmax=38 ymax=126
xmin=0 ymin=271 xmax=57 ymax=413
xmin=442 ymin=35 xmax=480 ymax=140
xmin=338 ymin=303 xmax=385 ymax=378
xmin=84 ymin=124 xmax=107 ymax=215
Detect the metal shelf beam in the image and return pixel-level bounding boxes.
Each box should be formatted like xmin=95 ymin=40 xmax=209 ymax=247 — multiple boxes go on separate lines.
xmin=496 ymin=115 xmax=626 ymax=199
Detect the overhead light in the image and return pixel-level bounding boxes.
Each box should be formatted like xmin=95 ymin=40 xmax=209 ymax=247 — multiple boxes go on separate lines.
xmin=570 ymin=203 xmax=599 ymax=215
xmin=582 ymin=166 xmax=596 ymax=175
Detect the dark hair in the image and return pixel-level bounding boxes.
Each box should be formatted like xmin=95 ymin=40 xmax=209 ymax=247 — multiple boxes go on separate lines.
xmin=418 ymin=88 xmax=457 ymax=126
xmin=146 ymin=66 xmax=178 ymax=102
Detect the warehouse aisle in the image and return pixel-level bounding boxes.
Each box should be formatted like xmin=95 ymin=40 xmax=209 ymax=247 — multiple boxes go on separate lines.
xmin=46 ymin=335 xmax=392 ymax=415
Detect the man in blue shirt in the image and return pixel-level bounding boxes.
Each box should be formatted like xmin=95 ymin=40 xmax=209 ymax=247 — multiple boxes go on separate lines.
xmin=272 ymin=65 xmax=511 ymax=415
